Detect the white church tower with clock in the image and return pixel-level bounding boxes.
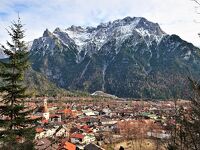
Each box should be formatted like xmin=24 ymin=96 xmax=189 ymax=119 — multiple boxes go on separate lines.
xmin=43 ymin=98 xmax=49 ymax=120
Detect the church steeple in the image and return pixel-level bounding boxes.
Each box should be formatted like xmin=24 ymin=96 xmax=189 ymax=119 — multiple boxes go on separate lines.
xmin=43 ymin=97 xmax=48 ymax=113
xmin=43 ymin=97 xmax=49 ymax=120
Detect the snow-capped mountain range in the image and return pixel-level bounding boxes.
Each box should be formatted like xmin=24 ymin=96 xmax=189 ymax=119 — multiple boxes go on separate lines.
xmin=31 ymin=17 xmax=167 ymax=63
xmin=2 ymin=16 xmax=200 ymax=99
xmin=64 ymin=17 xmax=165 ymax=53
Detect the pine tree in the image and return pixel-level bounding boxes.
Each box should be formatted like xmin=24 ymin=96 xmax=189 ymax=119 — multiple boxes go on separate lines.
xmin=0 ymin=17 xmax=38 ymax=149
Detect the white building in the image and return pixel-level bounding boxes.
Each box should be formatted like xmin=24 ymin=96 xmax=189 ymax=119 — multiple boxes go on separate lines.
xmin=43 ymin=98 xmax=49 ymax=120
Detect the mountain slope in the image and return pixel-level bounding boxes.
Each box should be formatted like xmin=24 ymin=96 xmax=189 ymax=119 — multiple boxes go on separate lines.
xmin=29 ymin=16 xmax=200 ymax=99
xmin=0 ymin=59 xmax=70 ymax=97
xmin=24 ymin=68 xmax=71 ymax=96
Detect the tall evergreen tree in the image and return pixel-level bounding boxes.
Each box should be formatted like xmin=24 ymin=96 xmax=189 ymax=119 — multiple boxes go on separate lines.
xmin=0 ymin=17 xmax=37 ymax=149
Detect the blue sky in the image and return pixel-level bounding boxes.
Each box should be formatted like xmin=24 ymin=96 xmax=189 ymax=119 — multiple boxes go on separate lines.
xmin=0 ymin=0 xmax=200 ymax=46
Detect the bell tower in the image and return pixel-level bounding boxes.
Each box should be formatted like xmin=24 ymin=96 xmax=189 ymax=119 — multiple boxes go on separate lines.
xmin=43 ymin=97 xmax=49 ymax=120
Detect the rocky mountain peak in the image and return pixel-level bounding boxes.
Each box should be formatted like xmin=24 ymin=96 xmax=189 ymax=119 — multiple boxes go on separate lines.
xmin=135 ymin=17 xmax=165 ymax=36
xmin=29 ymin=16 xmax=200 ymax=99
xmin=54 ymin=27 xmax=62 ymax=33
xmin=67 ymin=25 xmax=85 ymax=32
xmin=112 ymin=16 xmax=139 ymax=26
xmin=43 ymin=29 xmax=52 ymax=37
xmin=31 ymin=16 xmax=168 ymax=61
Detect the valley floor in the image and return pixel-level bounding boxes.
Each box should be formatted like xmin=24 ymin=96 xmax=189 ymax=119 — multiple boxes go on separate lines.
xmin=23 ymin=96 xmax=189 ymax=150
xmin=106 ymin=139 xmax=166 ymax=150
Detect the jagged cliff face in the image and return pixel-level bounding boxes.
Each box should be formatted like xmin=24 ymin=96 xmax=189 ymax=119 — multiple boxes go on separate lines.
xmin=29 ymin=16 xmax=200 ymax=99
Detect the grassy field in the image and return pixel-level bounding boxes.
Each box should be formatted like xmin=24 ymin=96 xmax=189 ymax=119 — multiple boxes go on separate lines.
xmin=106 ymin=139 xmax=166 ymax=150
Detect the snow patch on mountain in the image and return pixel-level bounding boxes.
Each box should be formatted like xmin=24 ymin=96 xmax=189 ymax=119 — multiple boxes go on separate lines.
xmin=30 ymin=16 xmax=167 ymax=63
xmin=80 ymin=60 xmax=91 ymax=78
xmin=64 ymin=17 xmax=166 ymax=54
xmin=183 ymin=50 xmax=192 ymax=60
xmin=65 ymin=29 xmax=90 ymax=48
xmin=102 ymin=63 xmax=108 ymax=91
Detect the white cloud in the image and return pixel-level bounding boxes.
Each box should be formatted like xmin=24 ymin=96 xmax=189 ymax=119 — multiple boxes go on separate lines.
xmin=0 ymin=0 xmax=199 ymax=46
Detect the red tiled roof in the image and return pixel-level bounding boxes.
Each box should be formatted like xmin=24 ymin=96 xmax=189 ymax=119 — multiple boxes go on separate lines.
xmin=64 ymin=109 xmax=72 ymax=114
xmin=30 ymin=115 xmax=41 ymax=120
xmin=81 ymin=125 xmax=90 ymax=130
xmin=81 ymin=125 xmax=92 ymax=133
xmin=42 ymin=119 xmax=48 ymax=124
xmin=70 ymin=133 xmax=84 ymax=139
xmin=64 ymin=141 xmax=76 ymax=150
xmin=36 ymin=128 xmax=44 ymax=133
